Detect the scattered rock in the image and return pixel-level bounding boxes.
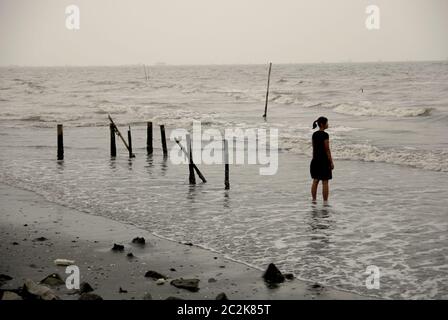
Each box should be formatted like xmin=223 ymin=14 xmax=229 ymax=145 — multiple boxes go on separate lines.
xmin=311 ymin=283 xmax=323 ymax=289
xmin=132 ymin=237 xmax=146 ymax=245
xmin=0 ymin=274 xmax=13 ymax=282
xmin=79 ymin=293 xmax=103 ymax=300
xmin=219 ymin=265 xmax=226 ymax=268
xmin=144 ymin=270 xmax=167 ymax=280
xmin=119 ymin=287 xmax=128 ymax=293
xmin=127 ymin=253 xmax=134 ymax=258
xmin=23 ymin=279 xmax=59 ymax=300
xmin=155 ymin=279 xmax=166 ymax=285
xmin=170 ymin=268 xmax=176 ymax=272
xmin=1 ymin=291 xmax=22 ymax=300
xmin=284 ymin=273 xmax=294 ymax=280
xmin=111 ymin=243 xmax=124 ymax=252
xmin=170 ymin=278 xmax=200 ymax=292
xmin=143 ymin=293 xmax=152 ymax=300
xmin=12 ymin=242 xmax=19 ymax=245
xmin=166 ymin=296 xmax=184 ymax=300
xmin=215 ymin=292 xmax=228 ymax=300
xmin=79 ymin=282 xmax=94 ymax=294
xmin=208 ymin=278 xmax=217 ymax=283
xmin=184 ymin=242 xmax=193 ymax=246
xmin=40 ymin=273 xmax=65 ymax=286
xmin=23 ymin=224 xmax=28 ymax=227
xmin=34 ymin=237 xmax=48 ymax=242
xmin=262 ymin=263 xmax=285 ymax=284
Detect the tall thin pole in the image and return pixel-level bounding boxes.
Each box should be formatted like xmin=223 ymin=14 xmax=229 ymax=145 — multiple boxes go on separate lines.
xmin=160 ymin=125 xmax=168 ymax=157
xmin=263 ymin=62 xmax=272 ymax=118
xmin=224 ymin=139 xmax=230 ymax=190
xmin=186 ymin=134 xmax=196 ymax=185
xmin=146 ymin=121 xmax=153 ymax=155
xmin=57 ymin=124 xmax=64 ymax=160
xmin=127 ymin=126 xmax=135 ymax=158
xmin=110 ymin=123 xmax=117 ymax=157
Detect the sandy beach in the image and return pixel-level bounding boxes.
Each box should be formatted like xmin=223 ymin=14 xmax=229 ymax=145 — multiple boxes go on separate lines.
xmin=0 ymin=183 xmax=365 ymax=300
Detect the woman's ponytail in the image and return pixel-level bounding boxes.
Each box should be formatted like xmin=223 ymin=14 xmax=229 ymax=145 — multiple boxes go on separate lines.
xmin=312 ymin=116 xmax=328 ymax=129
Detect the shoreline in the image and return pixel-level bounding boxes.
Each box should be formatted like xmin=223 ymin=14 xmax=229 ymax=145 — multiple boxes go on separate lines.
xmin=0 ymin=182 xmax=367 ymax=300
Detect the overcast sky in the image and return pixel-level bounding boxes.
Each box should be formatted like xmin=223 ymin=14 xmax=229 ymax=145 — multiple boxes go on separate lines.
xmin=0 ymin=0 xmax=447 ymax=66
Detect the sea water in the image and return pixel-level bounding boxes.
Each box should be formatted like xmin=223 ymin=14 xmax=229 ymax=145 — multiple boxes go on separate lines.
xmin=0 ymin=62 xmax=447 ymax=299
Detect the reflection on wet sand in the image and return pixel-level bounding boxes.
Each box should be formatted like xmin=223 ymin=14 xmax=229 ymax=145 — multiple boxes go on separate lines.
xmin=160 ymin=156 xmax=168 ymax=176
xmin=307 ymin=203 xmax=333 ymax=254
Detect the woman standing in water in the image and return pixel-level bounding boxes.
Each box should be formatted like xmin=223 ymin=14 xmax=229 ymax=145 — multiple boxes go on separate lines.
xmin=310 ymin=116 xmax=334 ymax=203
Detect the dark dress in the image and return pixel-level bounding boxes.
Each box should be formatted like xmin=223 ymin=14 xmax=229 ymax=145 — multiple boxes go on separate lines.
xmin=310 ymin=130 xmax=332 ymax=180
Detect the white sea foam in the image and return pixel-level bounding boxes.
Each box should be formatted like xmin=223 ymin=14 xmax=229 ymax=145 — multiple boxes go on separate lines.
xmin=333 ymin=102 xmax=433 ymax=117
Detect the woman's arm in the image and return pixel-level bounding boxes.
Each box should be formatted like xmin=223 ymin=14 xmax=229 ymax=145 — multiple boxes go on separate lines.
xmin=324 ymin=139 xmax=334 ymax=170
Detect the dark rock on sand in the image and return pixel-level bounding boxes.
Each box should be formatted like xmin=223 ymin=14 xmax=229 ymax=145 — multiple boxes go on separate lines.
xmin=79 ymin=282 xmax=94 ymax=294
xmin=215 ymin=292 xmax=229 ymax=300
xmin=12 ymin=242 xmax=19 ymax=245
xmin=208 ymin=278 xmax=217 ymax=283
xmin=111 ymin=243 xmax=124 ymax=252
xmin=34 ymin=237 xmax=48 ymax=242
xmin=23 ymin=279 xmax=59 ymax=300
xmin=166 ymin=296 xmax=184 ymax=300
xmin=311 ymin=283 xmax=323 ymax=289
xmin=119 ymin=287 xmax=128 ymax=293
xmin=0 ymin=274 xmax=13 ymax=285
xmin=79 ymin=292 xmax=103 ymax=300
xmin=262 ymin=263 xmax=285 ymax=284
xmin=127 ymin=252 xmax=134 ymax=258
xmin=170 ymin=278 xmax=200 ymax=292
xmin=144 ymin=270 xmax=167 ymax=280
xmin=143 ymin=293 xmax=152 ymax=300
xmin=170 ymin=268 xmax=176 ymax=272
xmin=40 ymin=273 xmax=65 ymax=286
xmin=284 ymin=273 xmax=294 ymax=280
xmin=132 ymin=237 xmax=146 ymax=245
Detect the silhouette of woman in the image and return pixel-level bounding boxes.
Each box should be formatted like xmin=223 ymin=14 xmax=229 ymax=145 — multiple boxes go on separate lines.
xmin=310 ymin=117 xmax=334 ymax=203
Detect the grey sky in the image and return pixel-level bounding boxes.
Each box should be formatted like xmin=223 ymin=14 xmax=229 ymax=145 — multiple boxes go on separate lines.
xmin=0 ymin=0 xmax=447 ymax=66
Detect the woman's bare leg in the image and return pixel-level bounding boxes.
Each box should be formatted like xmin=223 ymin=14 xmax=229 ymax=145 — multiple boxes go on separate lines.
xmin=311 ymin=179 xmax=319 ymax=201
xmin=322 ymin=180 xmax=329 ymax=201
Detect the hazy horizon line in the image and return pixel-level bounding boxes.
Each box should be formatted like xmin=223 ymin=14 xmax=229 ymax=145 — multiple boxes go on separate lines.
xmin=1 ymin=58 xmax=447 ymax=68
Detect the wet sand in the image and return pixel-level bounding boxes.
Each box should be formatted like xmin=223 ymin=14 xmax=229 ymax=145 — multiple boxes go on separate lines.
xmin=0 ymin=183 xmax=366 ymax=300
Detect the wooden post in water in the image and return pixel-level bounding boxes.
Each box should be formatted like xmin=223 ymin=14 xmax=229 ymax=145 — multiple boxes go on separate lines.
xmin=108 ymin=115 xmax=133 ymax=156
xmin=127 ymin=126 xmax=135 ymax=158
xmin=57 ymin=124 xmax=64 ymax=160
xmin=263 ymin=62 xmax=272 ymax=118
xmin=146 ymin=121 xmax=153 ymax=155
xmin=224 ymin=139 xmax=230 ymax=190
xmin=186 ymin=134 xmax=196 ymax=184
xmin=174 ymin=138 xmax=207 ymax=183
xmin=110 ymin=123 xmax=117 ymax=157
xmin=160 ymin=125 xmax=168 ymax=157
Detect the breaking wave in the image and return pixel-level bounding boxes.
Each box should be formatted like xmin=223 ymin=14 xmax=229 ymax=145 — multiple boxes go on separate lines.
xmin=282 ymin=136 xmax=448 ymax=172
xmin=333 ymin=103 xmax=433 ymax=117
